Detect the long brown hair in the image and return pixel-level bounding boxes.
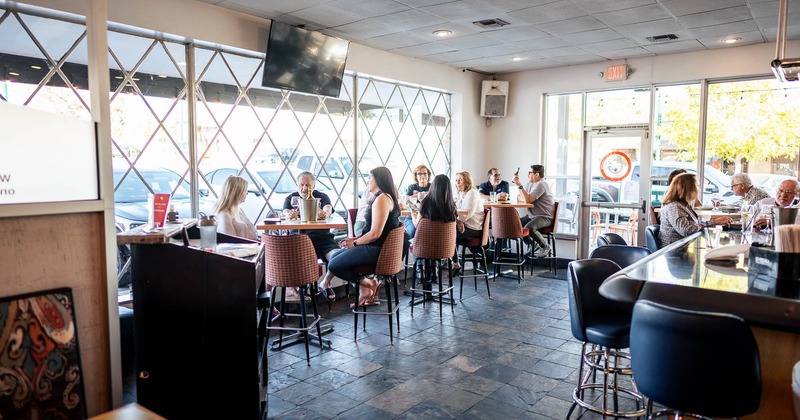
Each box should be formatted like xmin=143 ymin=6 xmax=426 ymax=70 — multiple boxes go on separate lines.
xmin=662 ymin=173 xmax=698 ymax=205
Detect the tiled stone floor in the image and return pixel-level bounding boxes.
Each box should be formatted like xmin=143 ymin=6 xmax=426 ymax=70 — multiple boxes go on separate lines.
xmin=263 ymin=267 xmax=629 ymax=419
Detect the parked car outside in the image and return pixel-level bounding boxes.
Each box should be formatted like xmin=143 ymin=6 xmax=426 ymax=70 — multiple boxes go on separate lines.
xmin=113 ymin=168 xmax=214 ymax=231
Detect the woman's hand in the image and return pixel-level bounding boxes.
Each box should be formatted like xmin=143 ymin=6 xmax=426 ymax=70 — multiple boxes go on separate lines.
xmin=338 ymin=237 xmax=357 ymax=249
xmin=711 ymin=216 xmax=731 ymax=226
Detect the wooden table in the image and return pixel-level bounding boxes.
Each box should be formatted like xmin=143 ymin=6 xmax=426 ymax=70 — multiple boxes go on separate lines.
xmin=117 ymin=219 xmax=196 ymax=245
xmin=256 ymin=214 xmax=347 ymax=231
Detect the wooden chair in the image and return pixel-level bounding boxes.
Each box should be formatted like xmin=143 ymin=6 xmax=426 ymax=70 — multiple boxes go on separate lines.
xmin=609 ymin=209 xmax=638 ymax=244
xmin=456 ymin=208 xmax=491 ymax=299
xmin=350 ymin=226 xmax=404 ymax=344
xmin=410 ymin=219 xmax=457 ymax=316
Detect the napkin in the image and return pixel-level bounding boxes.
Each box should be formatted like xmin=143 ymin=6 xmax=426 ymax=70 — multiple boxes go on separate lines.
xmin=216 ymin=243 xmax=261 ymax=258
xmin=705 ymin=261 xmax=747 ymax=276
xmin=704 ymin=243 xmax=750 ymax=262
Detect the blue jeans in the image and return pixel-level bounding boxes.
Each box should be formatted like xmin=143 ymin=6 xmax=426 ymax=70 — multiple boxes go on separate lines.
xmin=327 ymin=245 xmax=381 ymax=284
xmin=403 ymin=215 xmax=416 ymax=238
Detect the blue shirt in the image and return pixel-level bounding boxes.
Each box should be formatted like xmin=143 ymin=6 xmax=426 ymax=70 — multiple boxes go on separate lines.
xmin=405 ymin=183 xmax=430 ymax=196
xmin=478 ymin=180 xmax=510 ymax=196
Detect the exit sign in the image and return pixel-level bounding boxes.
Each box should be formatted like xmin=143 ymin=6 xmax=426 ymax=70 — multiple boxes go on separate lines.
xmin=606 ymin=64 xmax=628 ymax=81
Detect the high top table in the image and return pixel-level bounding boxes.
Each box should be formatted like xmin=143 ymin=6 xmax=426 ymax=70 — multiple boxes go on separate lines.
xmin=600 ymin=231 xmax=800 ymax=419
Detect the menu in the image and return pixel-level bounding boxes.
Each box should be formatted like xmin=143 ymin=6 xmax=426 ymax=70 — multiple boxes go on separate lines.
xmin=0 ymin=102 xmax=97 ymax=205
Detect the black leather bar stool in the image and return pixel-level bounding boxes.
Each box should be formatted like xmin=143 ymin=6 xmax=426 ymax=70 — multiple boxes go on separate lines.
xmin=630 ymin=300 xmax=762 ymax=419
xmin=589 ymin=245 xmax=651 ymax=269
xmin=567 ymin=259 xmax=645 ymax=418
xmin=596 ymin=232 xmax=627 ymax=247
xmin=645 ymin=225 xmax=660 ymax=253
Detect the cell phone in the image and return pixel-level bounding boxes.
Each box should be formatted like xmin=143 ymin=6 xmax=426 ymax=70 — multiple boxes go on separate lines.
xmin=514 ymin=167 xmax=520 ymax=176
xmin=407 ymin=200 xmax=419 ymax=212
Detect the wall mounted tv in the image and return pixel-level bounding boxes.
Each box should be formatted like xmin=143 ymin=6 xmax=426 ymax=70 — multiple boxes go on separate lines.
xmin=262 ymin=21 xmax=350 ymax=98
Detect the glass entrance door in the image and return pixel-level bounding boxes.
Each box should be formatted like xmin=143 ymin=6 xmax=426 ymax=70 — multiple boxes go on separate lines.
xmin=579 ymin=126 xmax=651 ymax=258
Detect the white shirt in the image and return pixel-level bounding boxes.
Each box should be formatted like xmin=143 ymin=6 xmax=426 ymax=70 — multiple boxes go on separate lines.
xmin=216 ymin=208 xmax=258 ymax=241
xmin=455 ymin=188 xmax=484 ymax=231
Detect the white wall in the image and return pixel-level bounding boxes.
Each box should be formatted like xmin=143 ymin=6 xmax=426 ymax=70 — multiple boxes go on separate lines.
xmin=487 ymin=40 xmax=800 ymax=175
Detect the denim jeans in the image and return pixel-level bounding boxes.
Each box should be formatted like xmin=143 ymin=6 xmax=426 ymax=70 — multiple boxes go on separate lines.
xmin=519 ymin=215 xmax=553 ymax=249
xmin=327 ymin=244 xmax=382 ymax=284
xmin=403 ymin=215 xmax=416 ymax=238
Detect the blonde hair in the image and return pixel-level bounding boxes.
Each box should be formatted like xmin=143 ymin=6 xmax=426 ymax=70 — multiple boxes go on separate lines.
xmin=213 ymin=175 xmax=248 ymax=217
xmin=456 ymin=171 xmax=474 ymax=191
xmin=412 ymin=164 xmax=431 ymax=184
xmin=662 ymin=173 xmax=698 ymax=205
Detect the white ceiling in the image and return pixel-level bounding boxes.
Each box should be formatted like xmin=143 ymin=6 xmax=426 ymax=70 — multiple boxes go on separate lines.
xmin=197 ymin=0 xmax=800 ymax=74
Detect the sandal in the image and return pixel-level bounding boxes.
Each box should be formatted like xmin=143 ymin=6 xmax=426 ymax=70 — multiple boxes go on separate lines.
xmin=322 ymin=287 xmax=336 ymax=302
xmin=452 ymin=265 xmax=462 ymax=277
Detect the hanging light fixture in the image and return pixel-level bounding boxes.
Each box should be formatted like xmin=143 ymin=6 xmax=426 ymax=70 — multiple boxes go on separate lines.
xmin=771 ymin=0 xmax=800 ymax=82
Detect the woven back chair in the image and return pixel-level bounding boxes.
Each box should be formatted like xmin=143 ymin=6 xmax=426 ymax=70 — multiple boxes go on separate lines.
xmin=351 ymin=225 xmax=405 ymax=343
xmin=261 ymin=233 xmax=323 ymax=365
xmin=410 ymin=219 xmax=457 ymax=316
xmin=490 ymin=206 xmax=529 ymax=282
xmin=457 ymin=208 xmax=491 ymax=299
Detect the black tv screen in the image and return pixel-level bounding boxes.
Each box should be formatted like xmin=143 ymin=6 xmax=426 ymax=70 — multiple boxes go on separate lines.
xmin=262 ymin=22 xmax=350 ymax=98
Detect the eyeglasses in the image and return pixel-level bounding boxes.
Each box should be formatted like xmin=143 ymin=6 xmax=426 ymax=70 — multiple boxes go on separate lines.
xmin=415 ymin=172 xmax=429 ymax=176
xmin=491 ymin=174 xmax=502 ymax=178
xmin=730 ymin=183 xmax=742 ymax=188
xmin=528 ymin=171 xmax=536 ymax=175
xmin=776 ymin=188 xmax=798 ymax=195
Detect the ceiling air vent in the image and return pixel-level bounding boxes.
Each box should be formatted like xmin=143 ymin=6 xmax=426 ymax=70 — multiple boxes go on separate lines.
xmin=646 ymin=34 xmax=679 ymax=43
xmin=473 ymin=18 xmax=510 ymax=29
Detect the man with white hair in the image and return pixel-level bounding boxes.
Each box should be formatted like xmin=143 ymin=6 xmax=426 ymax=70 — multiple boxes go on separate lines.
xmin=752 ymin=178 xmax=800 ymax=228
xmin=730 ymin=172 xmax=769 ymax=204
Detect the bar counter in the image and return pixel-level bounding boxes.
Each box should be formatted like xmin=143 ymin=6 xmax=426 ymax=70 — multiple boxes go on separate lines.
xmin=599 ymin=231 xmax=800 ymax=419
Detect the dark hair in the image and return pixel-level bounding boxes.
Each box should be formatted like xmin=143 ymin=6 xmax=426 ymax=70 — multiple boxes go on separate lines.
xmin=530 ymin=164 xmax=545 ymax=177
xmin=487 ymin=167 xmax=499 ymax=177
xmin=419 ymin=174 xmax=457 ymax=222
xmin=370 ymin=166 xmax=398 ymax=203
xmin=663 ymin=173 xmax=698 ymax=205
xmin=667 ymin=168 xmax=687 ymax=185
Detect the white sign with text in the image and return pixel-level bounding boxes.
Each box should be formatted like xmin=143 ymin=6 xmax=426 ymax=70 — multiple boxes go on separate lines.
xmin=0 ymin=101 xmax=98 ymax=204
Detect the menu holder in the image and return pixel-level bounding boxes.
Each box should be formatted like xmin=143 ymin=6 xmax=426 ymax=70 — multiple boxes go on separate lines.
xmin=747 ymin=245 xmax=800 ymax=298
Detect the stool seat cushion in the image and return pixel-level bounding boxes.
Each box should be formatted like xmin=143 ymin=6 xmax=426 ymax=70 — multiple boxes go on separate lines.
xmin=457 ymin=237 xmax=482 ymax=247
xmin=584 ymin=311 xmax=631 ymax=349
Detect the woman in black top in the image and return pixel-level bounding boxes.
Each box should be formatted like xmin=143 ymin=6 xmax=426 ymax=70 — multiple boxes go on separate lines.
xmin=328 ymin=166 xmax=401 ymax=306
xmin=412 ymin=174 xmax=458 ymax=274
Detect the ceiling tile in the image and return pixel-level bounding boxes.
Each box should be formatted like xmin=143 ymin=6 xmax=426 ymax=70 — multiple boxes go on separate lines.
xmin=406 ymin=22 xmax=482 ymax=39
xmin=598 ymin=47 xmax=655 ymax=59
xmin=748 ymin=1 xmax=780 ymax=19
xmin=553 ymin=53 xmax=606 ymax=64
xmin=698 ymin=30 xmax=765 ymax=47
xmin=329 ymin=19 xmax=397 ymax=39
xmin=329 ymin=0 xmax=410 ymax=17
xmin=509 ymin=1 xmax=588 ymax=25
xmin=474 ymin=0 xmax=555 ymax=13
xmin=440 ymin=33 xmax=499 ymax=49
xmin=420 ymin=0 xmax=500 ymax=21
xmin=449 ymin=57 xmax=504 ymax=68
xmin=218 ymin=0 xmax=322 ymax=15
xmin=512 ymin=36 xmax=571 ymax=50
xmin=764 ymin=24 xmax=800 ymax=42
xmin=643 ymin=39 xmax=706 ymax=54
xmin=569 ymin=0 xmax=658 ymax=14
xmin=660 ymin=0 xmax=747 ymax=17
xmin=291 ymin=5 xmax=367 ymax=28
xmin=557 ymin=28 xmax=624 ymax=44
xmin=371 ymin=9 xmax=446 ymax=31
xmin=535 ymin=15 xmax=607 ymax=35
xmin=394 ymin=0 xmax=453 ymax=7
xmin=465 ymin=43 xmax=525 ymax=57
xmin=536 ymin=45 xmax=591 ymax=58
xmin=393 ymin=41 xmax=457 ymax=56
xmin=688 ymin=20 xmax=759 ymax=38
xmin=595 ymin=4 xmax=673 ymax=27
xmin=615 ymin=18 xmax=685 ymax=38
xmin=755 ymin=12 xmax=800 ymax=30
xmin=360 ymin=32 xmax=429 ymax=49
xmin=677 ymin=6 xmax=755 ymax=29
xmin=483 ymin=26 xmax=550 ymax=42
xmin=427 ymin=50 xmax=482 ymax=63
xmin=582 ymin=38 xmax=640 ymax=53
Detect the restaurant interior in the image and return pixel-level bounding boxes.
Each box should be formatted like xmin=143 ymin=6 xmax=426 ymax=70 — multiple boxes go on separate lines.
xmin=1 ymin=0 xmax=800 ymax=418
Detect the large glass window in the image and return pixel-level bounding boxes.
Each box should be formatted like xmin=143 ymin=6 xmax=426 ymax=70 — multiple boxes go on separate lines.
xmin=543 ymin=93 xmax=583 ymax=234
xmin=585 ymin=88 xmax=650 ymax=126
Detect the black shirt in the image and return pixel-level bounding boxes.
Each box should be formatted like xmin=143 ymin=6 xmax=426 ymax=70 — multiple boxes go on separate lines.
xmin=363 ymin=192 xmax=401 ymax=247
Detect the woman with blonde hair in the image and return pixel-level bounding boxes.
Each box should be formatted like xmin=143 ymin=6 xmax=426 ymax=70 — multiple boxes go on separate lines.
xmin=213 ymin=175 xmax=258 ymax=240
xmin=658 ymin=173 xmax=730 ymax=247
xmin=452 ymin=171 xmax=484 ymax=275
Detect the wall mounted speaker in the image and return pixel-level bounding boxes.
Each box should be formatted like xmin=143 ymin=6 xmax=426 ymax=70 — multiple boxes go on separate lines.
xmin=480 ymin=80 xmax=509 ymax=118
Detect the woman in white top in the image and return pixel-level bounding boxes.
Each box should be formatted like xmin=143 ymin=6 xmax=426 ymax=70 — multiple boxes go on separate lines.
xmin=213 ymin=175 xmax=258 ymax=241
xmin=453 ymin=171 xmax=485 ymax=275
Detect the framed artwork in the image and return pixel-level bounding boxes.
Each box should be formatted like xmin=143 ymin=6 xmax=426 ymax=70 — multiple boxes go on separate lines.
xmin=0 ymin=288 xmax=86 ymax=419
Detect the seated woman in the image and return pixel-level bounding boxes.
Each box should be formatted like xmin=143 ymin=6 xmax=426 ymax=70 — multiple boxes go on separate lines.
xmin=403 ymin=164 xmax=432 ymax=238
xmin=213 ymin=175 xmax=258 ymax=241
xmin=658 ymin=173 xmax=730 ymax=247
xmin=411 ymin=174 xmax=458 ymax=274
xmin=328 ymin=166 xmax=401 ymax=307
xmin=452 ymin=171 xmax=485 ymax=276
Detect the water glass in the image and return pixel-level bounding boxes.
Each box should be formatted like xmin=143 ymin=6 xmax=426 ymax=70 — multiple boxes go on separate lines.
xmin=490 ymin=191 xmax=497 ymax=203
xmin=706 ymin=226 xmax=722 ymax=248
xmin=291 ymin=196 xmax=300 ymax=212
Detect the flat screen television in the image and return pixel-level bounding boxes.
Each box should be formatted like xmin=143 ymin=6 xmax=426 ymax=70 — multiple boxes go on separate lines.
xmin=262 ymin=21 xmax=350 ymax=98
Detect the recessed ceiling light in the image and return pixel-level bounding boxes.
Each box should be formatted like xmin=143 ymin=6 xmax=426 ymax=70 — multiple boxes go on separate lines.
xmin=158 ymin=75 xmax=167 ymax=78
xmin=30 ymin=65 xmax=41 ymax=70
xmin=8 ymin=71 xmax=19 ymax=76
xmin=512 ymin=57 xmax=524 ymax=61
xmin=722 ymin=36 xmax=741 ymax=44
xmin=433 ymin=30 xmax=452 ymax=37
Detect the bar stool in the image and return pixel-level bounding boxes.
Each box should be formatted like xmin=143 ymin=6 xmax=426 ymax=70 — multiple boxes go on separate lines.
xmin=567 ymin=259 xmax=645 ymax=418
xmin=456 ymin=208 xmax=491 ymax=299
xmin=645 ymin=224 xmax=660 ymax=253
xmin=596 ymin=232 xmax=627 ymax=247
xmin=262 ymin=233 xmax=324 ymax=366
xmin=410 ymin=219 xmax=457 ymax=316
xmin=351 ymin=225 xmax=404 ymax=344
xmin=589 ymin=245 xmax=651 ymax=269
xmin=630 ymin=300 xmax=762 ymax=418
xmin=491 ymin=206 xmax=529 ymax=283
xmin=527 ymin=201 xmax=559 ymax=276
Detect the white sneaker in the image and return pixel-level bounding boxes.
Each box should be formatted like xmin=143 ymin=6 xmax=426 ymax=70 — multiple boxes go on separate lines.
xmin=534 ymin=245 xmax=551 ymax=258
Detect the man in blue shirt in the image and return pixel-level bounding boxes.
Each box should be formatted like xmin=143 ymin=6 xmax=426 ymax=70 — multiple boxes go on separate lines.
xmin=478 ymin=167 xmax=510 ymax=201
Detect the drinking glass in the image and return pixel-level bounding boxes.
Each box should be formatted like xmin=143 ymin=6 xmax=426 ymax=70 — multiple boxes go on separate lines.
xmin=740 ymin=203 xmax=754 ymax=233
xmin=418 ymin=191 xmax=427 ymax=201
xmin=291 ymin=196 xmax=300 ymax=216
xmin=490 ymin=191 xmax=497 ymax=203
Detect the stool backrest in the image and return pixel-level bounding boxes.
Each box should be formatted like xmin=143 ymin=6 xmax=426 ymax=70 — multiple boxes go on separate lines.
xmin=491 ymin=206 xmax=524 ymax=239
xmin=373 ymin=225 xmax=406 ymax=276
xmin=631 ymin=300 xmax=761 ymax=417
xmin=567 ymin=259 xmax=629 ymax=342
xmin=538 ymin=201 xmax=560 ymax=235
xmin=589 ymin=245 xmax=650 ymax=268
xmin=412 ymin=219 xmax=457 ymax=259
xmin=479 ymin=208 xmax=491 ymax=246
xmin=596 ymin=232 xmax=627 ymax=247
xmin=645 ymin=224 xmax=660 ymax=253
xmin=262 ymin=233 xmax=319 ymax=288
